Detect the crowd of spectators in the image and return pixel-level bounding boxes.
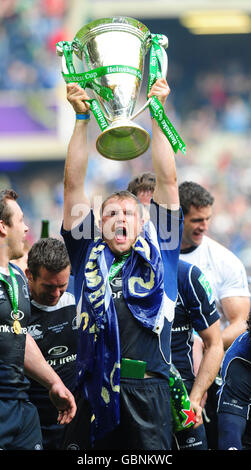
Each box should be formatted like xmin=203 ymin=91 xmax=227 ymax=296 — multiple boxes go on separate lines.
xmin=0 ymin=0 xmax=68 ymax=90
xmin=0 ymin=1 xmax=251 ymax=276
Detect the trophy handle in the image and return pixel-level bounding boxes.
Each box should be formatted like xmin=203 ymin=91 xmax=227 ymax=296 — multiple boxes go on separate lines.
xmin=130 ymin=98 xmax=153 ymax=121
xmin=131 ymin=34 xmax=168 ymax=121
xmin=131 ymin=34 xmax=168 ymax=120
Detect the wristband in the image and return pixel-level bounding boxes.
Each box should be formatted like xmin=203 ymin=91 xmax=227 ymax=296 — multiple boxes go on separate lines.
xmin=76 ymin=113 xmax=90 ymax=120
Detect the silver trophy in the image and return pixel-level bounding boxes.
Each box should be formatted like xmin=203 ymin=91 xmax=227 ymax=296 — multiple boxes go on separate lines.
xmin=57 ymin=17 xmax=168 ymax=161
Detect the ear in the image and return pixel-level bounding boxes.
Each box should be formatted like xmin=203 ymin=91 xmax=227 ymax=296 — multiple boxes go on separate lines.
xmin=0 ymin=219 xmax=8 ymax=237
xmin=25 ymin=268 xmax=33 ymax=283
xmin=140 ymin=206 xmax=150 ymax=227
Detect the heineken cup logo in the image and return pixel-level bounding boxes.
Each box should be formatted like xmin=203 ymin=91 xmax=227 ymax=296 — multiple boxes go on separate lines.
xmin=151 ymin=99 xmax=164 ymax=121
xmin=91 ymin=101 xmax=108 ymax=131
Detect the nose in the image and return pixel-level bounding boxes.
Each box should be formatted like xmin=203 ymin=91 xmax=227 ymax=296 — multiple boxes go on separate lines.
xmin=51 ymin=287 xmax=61 ymax=297
xmin=199 ymin=219 xmax=209 ymax=231
xmin=116 ymin=209 xmax=126 ymax=223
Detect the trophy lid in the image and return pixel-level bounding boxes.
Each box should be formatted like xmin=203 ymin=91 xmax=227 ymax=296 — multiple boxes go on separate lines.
xmin=72 ymin=17 xmax=151 ymax=59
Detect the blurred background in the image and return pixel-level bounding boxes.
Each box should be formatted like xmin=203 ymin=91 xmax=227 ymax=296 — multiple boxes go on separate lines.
xmin=1 ymin=0 xmax=251 ymax=275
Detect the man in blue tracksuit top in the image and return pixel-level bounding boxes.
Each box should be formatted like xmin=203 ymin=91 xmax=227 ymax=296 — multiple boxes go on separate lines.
xmin=217 ymin=312 xmax=251 ymax=450
xmin=60 ymin=78 xmax=185 ymax=450
xmin=127 ymin=172 xmax=224 ymax=450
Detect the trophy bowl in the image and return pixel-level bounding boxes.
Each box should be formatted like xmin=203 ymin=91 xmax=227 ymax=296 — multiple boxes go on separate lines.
xmin=72 ymin=17 xmax=152 ymax=161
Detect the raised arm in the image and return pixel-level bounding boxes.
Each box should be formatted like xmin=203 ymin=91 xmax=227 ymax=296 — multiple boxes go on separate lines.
xmin=63 ymin=83 xmax=91 ymax=231
xmin=148 ymin=78 xmax=179 ymax=210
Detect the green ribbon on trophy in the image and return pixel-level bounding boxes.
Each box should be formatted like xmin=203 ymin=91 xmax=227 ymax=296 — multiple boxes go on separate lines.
xmin=148 ymin=35 xmax=186 ymax=155
xmin=57 ymin=41 xmax=110 ymax=131
xmin=57 ymin=34 xmax=186 ymax=155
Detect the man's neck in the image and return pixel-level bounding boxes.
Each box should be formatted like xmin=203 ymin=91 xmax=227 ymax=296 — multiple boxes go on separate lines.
xmin=180 ymin=245 xmax=198 ymax=254
xmin=0 ymin=245 xmax=10 ymax=270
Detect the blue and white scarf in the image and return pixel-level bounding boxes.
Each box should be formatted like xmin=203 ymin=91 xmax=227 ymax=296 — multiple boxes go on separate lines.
xmin=76 ymin=225 xmax=170 ymax=443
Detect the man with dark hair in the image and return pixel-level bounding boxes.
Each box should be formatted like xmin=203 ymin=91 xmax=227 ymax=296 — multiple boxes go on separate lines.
xmin=0 ymin=189 xmax=18 ymax=222
xmin=178 ymin=181 xmax=214 ymax=219
xmin=60 ymin=78 xmax=183 ymax=450
xmin=26 ymin=238 xmax=78 ymax=449
xmin=127 ymin=172 xmax=223 ymax=450
xmin=217 ymin=311 xmax=251 ymax=450
xmin=178 ymin=180 xmax=250 ymax=449
xmin=178 ymin=181 xmax=250 ymax=347
xmin=0 ymin=190 xmax=76 ymax=450
xmin=27 ymin=238 xmax=70 ymax=283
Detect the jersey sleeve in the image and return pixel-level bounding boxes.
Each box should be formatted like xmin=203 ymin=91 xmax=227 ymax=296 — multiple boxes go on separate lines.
xmin=61 ymin=210 xmax=99 ymax=277
xmin=216 ymin=253 xmax=250 ymax=300
xmin=148 ymin=200 xmax=183 ymax=304
xmin=186 ymin=264 xmax=220 ymax=332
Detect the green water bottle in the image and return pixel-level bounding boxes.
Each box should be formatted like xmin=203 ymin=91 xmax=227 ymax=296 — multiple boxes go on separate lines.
xmin=169 ymin=363 xmax=196 ymax=433
xmin=40 ymin=219 xmax=49 ymax=238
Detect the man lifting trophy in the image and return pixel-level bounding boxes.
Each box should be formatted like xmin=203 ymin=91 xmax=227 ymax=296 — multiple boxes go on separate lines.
xmin=58 ymin=16 xmax=193 ymax=451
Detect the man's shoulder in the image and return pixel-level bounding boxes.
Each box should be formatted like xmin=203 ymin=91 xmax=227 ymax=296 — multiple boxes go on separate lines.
xmin=202 ymin=235 xmax=228 ymax=252
xmin=9 ymin=262 xmax=27 ymax=282
xmin=202 ymin=236 xmax=244 ymax=266
xmin=225 ymin=331 xmax=251 ymax=362
xmin=178 ymin=259 xmax=194 ymax=277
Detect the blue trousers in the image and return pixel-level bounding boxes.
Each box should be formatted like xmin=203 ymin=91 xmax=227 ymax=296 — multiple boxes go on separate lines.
xmin=217 ymin=358 xmax=251 ymax=450
xmin=0 ymin=399 xmax=42 ymax=450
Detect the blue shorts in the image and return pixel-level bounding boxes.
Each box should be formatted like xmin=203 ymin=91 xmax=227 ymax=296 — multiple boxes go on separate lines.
xmin=62 ymin=376 xmax=172 ymax=450
xmin=217 ymin=358 xmax=251 ymax=419
xmin=0 ymin=399 xmax=43 ymax=450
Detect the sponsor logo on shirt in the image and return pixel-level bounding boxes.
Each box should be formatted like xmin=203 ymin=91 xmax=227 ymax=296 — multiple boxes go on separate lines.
xmin=28 ymin=324 xmax=43 ymax=339
xmin=48 ymin=345 xmax=69 ymax=357
xmin=110 ymin=277 xmax=122 ymax=288
xmin=198 ymin=273 xmax=213 ymax=304
xmin=46 ymin=346 xmax=77 ymax=367
xmin=0 ymin=323 xmax=28 ymax=335
xmin=172 ymin=324 xmax=190 ymax=332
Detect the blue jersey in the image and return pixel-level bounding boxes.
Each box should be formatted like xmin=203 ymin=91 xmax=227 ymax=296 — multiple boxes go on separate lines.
xmin=27 ymin=292 xmax=78 ymax=426
xmin=61 ymin=202 xmax=183 ymax=442
xmin=220 ymin=331 xmax=251 ymax=380
xmin=0 ymin=263 xmax=31 ymax=399
xmin=217 ymin=331 xmax=251 ymax=424
xmin=110 ymin=269 xmax=172 ymax=379
xmin=61 ymin=202 xmax=183 ymax=330
xmin=172 ymin=260 xmax=220 ymax=383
